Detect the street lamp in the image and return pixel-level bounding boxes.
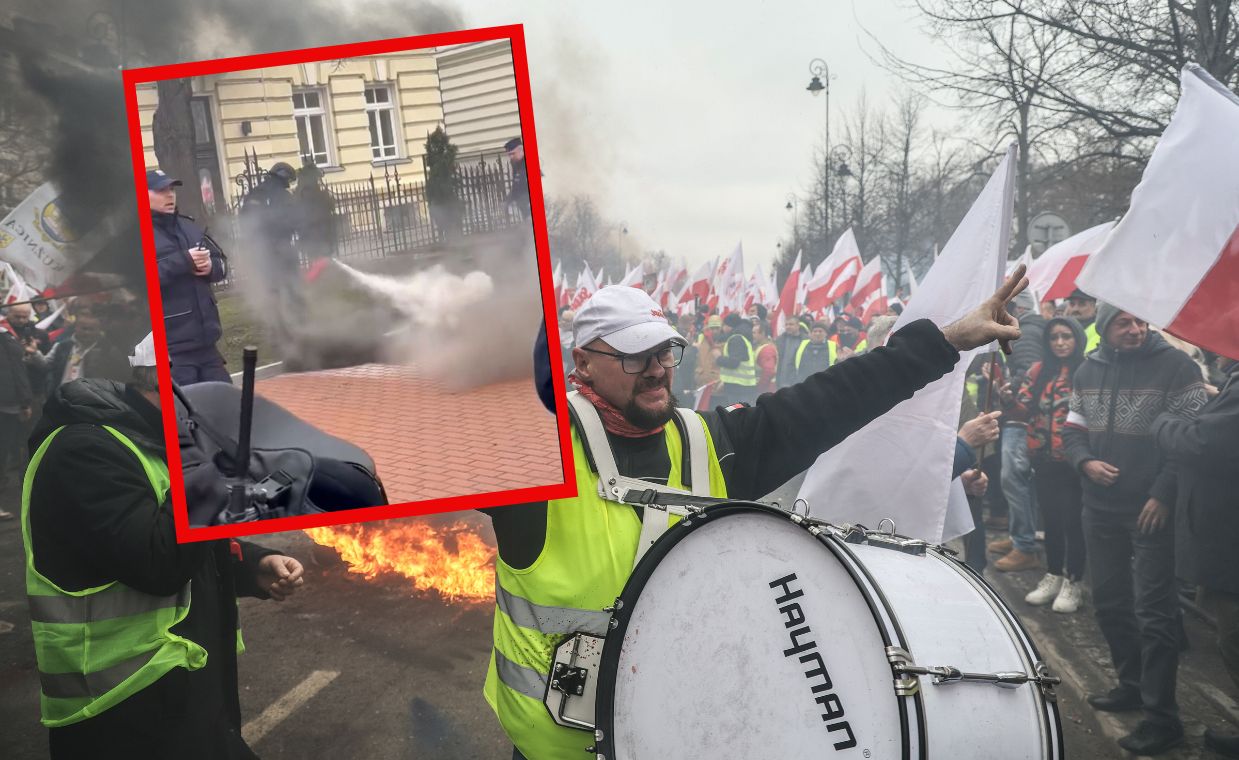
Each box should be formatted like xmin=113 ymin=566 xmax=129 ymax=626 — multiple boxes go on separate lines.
xmin=785 ymin=193 xmax=799 ymax=242
xmin=806 ymin=58 xmax=831 ymax=243
xmin=830 ymin=145 xmax=853 ymax=227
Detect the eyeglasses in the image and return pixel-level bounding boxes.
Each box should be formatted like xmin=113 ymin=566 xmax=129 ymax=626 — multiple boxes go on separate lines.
xmin=581 ymin=343 xmax=685 ymax=374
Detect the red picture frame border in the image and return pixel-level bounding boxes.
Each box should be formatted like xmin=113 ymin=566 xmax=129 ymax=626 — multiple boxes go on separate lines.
xmin=120 ymin=24 xmax=576 ymax=543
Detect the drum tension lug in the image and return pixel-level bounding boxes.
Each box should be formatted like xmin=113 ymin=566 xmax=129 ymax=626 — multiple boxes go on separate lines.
xmin=550 ymin=662 xmax=589 ymax=697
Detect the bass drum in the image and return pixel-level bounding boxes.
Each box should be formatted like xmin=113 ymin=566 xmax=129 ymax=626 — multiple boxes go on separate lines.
xmin=593 ymin=503 xmax=1063 ymax=760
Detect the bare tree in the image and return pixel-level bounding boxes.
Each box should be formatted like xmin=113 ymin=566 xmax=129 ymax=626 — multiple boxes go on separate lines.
xmin=998 ymin=0 xmax=1237 ymax=139
xmin=870 ymin=1 xmax=1078 ymax=253
xmin=151 ymin=78 xmax=205 ymax=220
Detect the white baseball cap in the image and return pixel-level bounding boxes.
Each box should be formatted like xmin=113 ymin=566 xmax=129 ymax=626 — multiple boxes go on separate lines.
xmin=129 ymin=332 xmax=158 ymax=368
xmin=573 ymin=286 xmax=686 ymax=354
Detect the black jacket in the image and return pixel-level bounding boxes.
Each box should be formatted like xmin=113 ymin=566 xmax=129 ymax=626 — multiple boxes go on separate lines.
xmin=484 ymin=319 xmax=959 ymax=568
xmin=1062 ymin=331 xmax=1209 ymax=512
xmin=0 ymin=331 xmax=32 ymax=410
xmin=153 ymin=211 xmax=227 ymax=355
xmin=1153 ymin=361 xmax=1239 ymax=593
xmin=27 ymin=379 xmax=274 ymax=760
xmin=1007 ymin=312 xmax=1046 ymax=381
xmin=45 ymin=334 xmax=133 ymax=396
xmin=241 ymin=177 xmax=300 ymax=269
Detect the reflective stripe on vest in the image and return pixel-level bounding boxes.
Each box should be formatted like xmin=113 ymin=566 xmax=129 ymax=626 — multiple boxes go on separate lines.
xmin=717 ymin=334 xmax=756 ymax=386
xmin=22 ymin=425 xmax=207 ymax=727
xmin=483 ymin=407 xmax=729 ymax=759
xmin=795 ymin=339 xmax=836 ymax=370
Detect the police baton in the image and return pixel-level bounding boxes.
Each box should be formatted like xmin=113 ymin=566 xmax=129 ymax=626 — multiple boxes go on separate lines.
xmin=225 ymin=346 xmax=258 ymax=520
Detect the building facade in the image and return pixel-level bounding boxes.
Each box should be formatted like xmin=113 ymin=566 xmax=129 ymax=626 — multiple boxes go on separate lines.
xmin=138 ymin=43 xmax=521 ymax=214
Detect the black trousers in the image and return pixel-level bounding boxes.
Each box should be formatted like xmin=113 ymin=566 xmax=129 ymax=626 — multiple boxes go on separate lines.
xmin=1033 ymin=460 xmax=1086 ymax=580
xmin=171 ymin=348 xmax=232 ymax=386
xmin=1083 ymin=506 xmax=1180 ymax=726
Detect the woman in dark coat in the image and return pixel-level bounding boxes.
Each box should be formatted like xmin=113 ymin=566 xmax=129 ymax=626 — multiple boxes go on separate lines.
xmin=1009 ymin=316 xmax=1088 ymax=613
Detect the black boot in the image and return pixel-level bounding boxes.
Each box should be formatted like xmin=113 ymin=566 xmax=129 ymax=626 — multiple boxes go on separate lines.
xmin=1117 ymin=720 xmax=1184 ymax=756
xmin=1086 ymin=686 xmax=1142 ymax=712
xmin=1205 ymin=728 xmax=1239 ymax=758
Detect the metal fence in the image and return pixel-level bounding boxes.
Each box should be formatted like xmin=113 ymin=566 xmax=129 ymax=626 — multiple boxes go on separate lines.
xmin=222 ymin=155 xmax=524 ymax=273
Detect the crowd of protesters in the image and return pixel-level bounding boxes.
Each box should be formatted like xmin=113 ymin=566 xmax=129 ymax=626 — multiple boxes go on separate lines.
xmin=551 ymin=278 xmax=1236 ymax=757
xmin=0 ymin=294 xmax=148 ymax=520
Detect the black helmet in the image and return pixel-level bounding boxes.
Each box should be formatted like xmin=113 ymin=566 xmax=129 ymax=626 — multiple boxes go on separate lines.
xmin=269 ymin=162 xmax=296 ymax=185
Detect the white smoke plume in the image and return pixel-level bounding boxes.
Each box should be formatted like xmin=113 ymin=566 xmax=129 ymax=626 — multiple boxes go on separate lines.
xmin=336 ymin=262 xmax=494 ymax=331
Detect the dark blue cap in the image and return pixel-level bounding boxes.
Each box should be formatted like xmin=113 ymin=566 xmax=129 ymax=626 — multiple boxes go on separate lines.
xmin=146 ymin=169 xmax=182 ymax=190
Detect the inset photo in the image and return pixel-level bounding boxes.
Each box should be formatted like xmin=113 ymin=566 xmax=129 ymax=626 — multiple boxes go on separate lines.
xmin=122 ymin=27 xmax=573 ymax=541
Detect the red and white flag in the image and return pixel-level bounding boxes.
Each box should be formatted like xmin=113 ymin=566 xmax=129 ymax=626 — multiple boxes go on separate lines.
xmin=1029 ymin=222 xmax=1115 ymax=303
xmin=569 ymin=263 xmax=599 ymax=310
xmin=618 ymin=263 xmax=644 ymax=289
xmin=715 ymin=243 xmax=745 ymax=312
xmin=858 ymin=273 xmax=889 ymax=324
xmin=805 ymin=229 xmax=862 ymax=312
xmin=849 ymin=254 xmax=884 ymax=318
xmin=688 ymin=258 xmax=714 ymax=303
xmin=774 ymin=251 xmax=803 ymax=335
xmin=1077 ymin=65 xmax=1239 ymax=358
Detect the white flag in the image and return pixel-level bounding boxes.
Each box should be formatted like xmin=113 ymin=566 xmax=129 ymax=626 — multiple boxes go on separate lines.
xmin=0 ymin=183 xmax=99 ymax=292
xmin=797 ymin=144 xmax=1017 ymax=543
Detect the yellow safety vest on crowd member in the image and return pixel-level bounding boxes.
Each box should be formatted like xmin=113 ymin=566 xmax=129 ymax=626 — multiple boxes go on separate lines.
xmin=22 ymin=425 xmax=238 ymax=728
xmin=1083 ymin=322 xmax=1101 ymax=353
xmin=483 ymin=393 xmax=729 ymax=759
xmin=795 ymin=338 xmax=837 ymax=370
xmin=717 ymin=334 xmax=757 ymax=387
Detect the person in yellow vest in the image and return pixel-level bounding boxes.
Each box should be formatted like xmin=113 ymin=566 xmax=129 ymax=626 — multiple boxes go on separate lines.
xmin=22 ymin=333 xmax=304 ymax=760
xmin=714 ymin=312 xmax=758 ymax=406
xmin=794 ymin=321 xmax=837 ymax=382
xmin=1066 ymin=288 xmax=1102 ymax=353
xmin=482 ymin=267 xmax=1032 ymax=760
xmin=831 ymin=312 xmax=868 ymax=361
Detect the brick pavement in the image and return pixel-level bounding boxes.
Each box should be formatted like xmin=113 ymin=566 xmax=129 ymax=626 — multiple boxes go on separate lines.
xmin=255 ymin=364 xmax=563 ymax=505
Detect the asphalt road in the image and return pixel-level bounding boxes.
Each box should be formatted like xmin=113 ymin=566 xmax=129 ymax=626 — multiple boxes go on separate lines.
xmin=4 ymin=475 xmax=1239 ymax=759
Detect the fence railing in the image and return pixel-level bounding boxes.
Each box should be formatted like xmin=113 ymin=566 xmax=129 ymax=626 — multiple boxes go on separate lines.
xmin=218 ymin=156 xmax=524 ymax=283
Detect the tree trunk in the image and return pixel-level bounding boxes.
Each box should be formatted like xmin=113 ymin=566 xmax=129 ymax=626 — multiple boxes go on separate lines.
xmin=152 ymin=78 xmax=204 ymax=220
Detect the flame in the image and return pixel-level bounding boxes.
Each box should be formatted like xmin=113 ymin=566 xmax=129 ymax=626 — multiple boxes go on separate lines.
xmin=305 ymin=519 xmax=496 ymax=604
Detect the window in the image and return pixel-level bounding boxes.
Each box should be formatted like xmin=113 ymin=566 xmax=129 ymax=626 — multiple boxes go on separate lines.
xmin=292 ymin=89 xmax=331 ymax=167
xmin=364 ymin=85 xmax=399 ymax=161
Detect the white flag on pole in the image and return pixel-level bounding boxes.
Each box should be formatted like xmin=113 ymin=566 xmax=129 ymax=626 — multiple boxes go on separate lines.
xmin=797 ymin=144 xmax=1017 ymax=543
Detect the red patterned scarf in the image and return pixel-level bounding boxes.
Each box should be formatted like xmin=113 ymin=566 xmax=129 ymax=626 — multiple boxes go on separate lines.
xmin=569 ymin=374 xmax=665 ymax=438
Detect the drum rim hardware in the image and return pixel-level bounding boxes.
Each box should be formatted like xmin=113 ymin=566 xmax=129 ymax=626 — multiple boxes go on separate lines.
xmin=885 ymin=646 xmax=1063 ymax=693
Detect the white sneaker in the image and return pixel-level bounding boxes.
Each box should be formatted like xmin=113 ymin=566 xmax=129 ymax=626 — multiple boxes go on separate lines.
xmin=1025 ymin=573 xmax=1063 ymax=606
xmin=1052 ymin=579 xmax=1083 ymax=613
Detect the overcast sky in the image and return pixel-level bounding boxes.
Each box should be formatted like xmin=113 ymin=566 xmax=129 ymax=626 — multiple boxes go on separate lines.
xmin=457 ymin=0 xmax=955 ymax=272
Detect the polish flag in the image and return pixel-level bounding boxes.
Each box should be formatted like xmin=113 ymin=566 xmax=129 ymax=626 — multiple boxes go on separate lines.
xmin=1077 ymin=66 xmax=1239 ymax=358
xmin=1029 ymin=221 xmax=1115 ymax=303
xmin=848 ymin=254 xmax=884 ymax=318
xmin=688 ymin=258 xmax=714 ymax=302
xmin=795 ymin=257 xmax=812 ymax=311
xmin=805 ymin=229 xmax=862 ymax=312
xmin=551 ymin=260 xmax=563 ymax=305
xmin=619 ymin=263 xmax=645 ymax=289
xmin=715 ymin=243 xmax=745 ymax=312
xmin=774 ymin=250 xmax=803 ymax=335
xmin=858 ymin=273 xmax=888 ymax=324
xmin=569 ymin=264 xmax=599 ymax=310
xmin=665 ymin=262 xmax=689 ymax=295
xmin=752 ymin=262 xmax=776 ymax=310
